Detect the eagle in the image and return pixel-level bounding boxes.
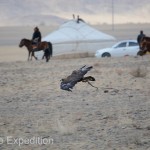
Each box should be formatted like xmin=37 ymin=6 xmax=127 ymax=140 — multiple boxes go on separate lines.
xmin=60 ymin=65 xmax=98 ymax=92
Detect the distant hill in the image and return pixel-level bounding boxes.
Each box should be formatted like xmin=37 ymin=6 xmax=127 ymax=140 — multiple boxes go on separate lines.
xmin=0 ymin=0 xmax=150 ymax=26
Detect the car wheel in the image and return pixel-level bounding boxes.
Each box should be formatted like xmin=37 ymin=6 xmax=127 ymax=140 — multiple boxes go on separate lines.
xmin=102 ymin=52 xmax=111 ymax=57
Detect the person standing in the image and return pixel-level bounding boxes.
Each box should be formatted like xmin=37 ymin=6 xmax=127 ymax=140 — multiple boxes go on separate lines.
xmin=137 ymin=30 xmax=146 ymax=47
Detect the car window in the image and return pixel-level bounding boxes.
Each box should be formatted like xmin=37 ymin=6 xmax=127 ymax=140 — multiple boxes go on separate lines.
xmin=115 ymin=42 xmax=127 ymax=48
xmin=128 ymin=42 xmax=138 ymax=47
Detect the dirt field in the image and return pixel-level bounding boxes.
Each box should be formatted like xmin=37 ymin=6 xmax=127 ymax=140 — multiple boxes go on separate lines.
xmin=0 ymin=56 xmax=150 ymax=150
xmin=0 ymin=24 xmax=150 ymax=150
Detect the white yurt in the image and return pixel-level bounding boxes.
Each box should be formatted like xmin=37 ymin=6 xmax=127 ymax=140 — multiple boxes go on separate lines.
xmin=40 ymin=18 xmax=115 ymax=56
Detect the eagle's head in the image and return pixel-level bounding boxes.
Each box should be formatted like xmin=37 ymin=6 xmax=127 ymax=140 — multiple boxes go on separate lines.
xmin=60 ymin=79 xmax=65 ymax=82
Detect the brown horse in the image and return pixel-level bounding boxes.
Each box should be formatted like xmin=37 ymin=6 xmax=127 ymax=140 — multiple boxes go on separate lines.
xmin=141 ymin=36 xmax=150 ymax=43
xmin=137 ymin=36 xmax=150 ymax=56
xmin=19 ymin=38 xmax=53 ymax=61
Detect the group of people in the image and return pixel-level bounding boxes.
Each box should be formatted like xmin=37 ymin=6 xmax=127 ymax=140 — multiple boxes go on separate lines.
xmin=32 ymin=26 xmax=146 ymax=45
xmin=31 ymin=26 xmax=147 ymax=54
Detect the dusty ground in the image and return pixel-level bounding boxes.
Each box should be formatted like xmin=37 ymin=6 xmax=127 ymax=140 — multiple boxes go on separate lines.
xmin=0 ymin=56 xmax=150 ymax=150
xmin=0 ymin=24 xmax=150 ymax=150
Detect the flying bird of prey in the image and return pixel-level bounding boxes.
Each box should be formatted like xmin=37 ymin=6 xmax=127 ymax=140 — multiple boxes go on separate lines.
xmin=60 ymin=65 xmax=98 ymax=92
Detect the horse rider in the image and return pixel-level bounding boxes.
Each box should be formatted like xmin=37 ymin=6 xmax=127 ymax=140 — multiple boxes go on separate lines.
xmin=32 ymin=26 xmax=42 ymax=49
xmin=137 ymin=30 xmax=146 ymax=48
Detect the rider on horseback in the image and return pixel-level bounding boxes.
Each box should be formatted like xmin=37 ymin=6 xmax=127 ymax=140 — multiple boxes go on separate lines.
xmin=32 ymin=26 xmax=42 ymax=50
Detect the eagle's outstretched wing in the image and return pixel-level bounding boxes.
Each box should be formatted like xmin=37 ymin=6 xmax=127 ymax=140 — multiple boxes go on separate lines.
xmin=60 ymin=65 xmax=93 ymax=91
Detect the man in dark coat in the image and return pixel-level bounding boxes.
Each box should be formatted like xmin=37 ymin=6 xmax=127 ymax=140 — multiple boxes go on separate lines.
xmin=137 ymin=30 xmax=146 ymax=47
xmin=32 ymin=26 xmax=42 ymax=45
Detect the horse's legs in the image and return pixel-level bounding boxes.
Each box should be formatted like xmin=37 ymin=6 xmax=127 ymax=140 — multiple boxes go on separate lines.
xmin=42 ymin=50 xmax=45 ymax=59
xmin=31 ymin=51 xmax=32 ymax=61
xmin=30 ymin=51 xmax=33 ymax=61
xmin=47 ymin=56 xmax=50 ymax=62
xmin=32 ymin=51 xmax=38 ymax=60
xmin=28 ymin=51 xmax=31 ymax=61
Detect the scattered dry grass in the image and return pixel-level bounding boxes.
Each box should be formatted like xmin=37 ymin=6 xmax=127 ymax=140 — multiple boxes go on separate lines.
xmin=115 ymin=69 xmax=124 ymax=76
xmin=55 ymin=118 xmax=76 ymax=135
xmin=130 ymin=65 xmax=147 ymax=78
xmin=93 ymin=62 xmax=101 ymax=67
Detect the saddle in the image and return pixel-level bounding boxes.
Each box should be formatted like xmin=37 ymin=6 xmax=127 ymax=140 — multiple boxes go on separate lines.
xmin=33 ymin=37 xmax=39 ymax=43
xmin=32 ymin=37 xmax=39 ymax=50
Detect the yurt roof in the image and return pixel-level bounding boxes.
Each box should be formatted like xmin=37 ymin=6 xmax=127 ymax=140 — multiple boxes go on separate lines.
xmin=42 ymin=19 xmax=115 ymax=44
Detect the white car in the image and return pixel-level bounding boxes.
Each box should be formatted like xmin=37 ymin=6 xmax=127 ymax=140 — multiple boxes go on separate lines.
xmin=95 ymin=40 xmax=139 ymax=58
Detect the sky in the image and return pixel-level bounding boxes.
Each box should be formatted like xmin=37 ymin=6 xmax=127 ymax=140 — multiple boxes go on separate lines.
xmin=0 ymin=0 xmax=150 ymax=26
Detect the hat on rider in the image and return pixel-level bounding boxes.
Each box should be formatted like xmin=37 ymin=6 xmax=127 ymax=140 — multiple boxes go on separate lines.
xmin=34 ymin=26 xmax=39 ymax=31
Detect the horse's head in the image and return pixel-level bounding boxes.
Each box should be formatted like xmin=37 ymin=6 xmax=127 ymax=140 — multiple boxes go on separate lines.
xmin=19 ymin=38 xmax=26 ymax=48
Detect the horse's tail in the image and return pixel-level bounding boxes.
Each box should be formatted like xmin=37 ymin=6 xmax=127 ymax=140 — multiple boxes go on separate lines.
xmin=48 ymin=42 xmax=53 ymax=57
